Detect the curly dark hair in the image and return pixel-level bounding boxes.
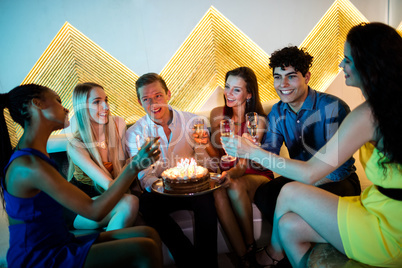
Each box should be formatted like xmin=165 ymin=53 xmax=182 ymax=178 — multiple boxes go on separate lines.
xmin=268 ymin=46 xmax=313 ymax=76
xmin=223 ymin=67 xmax=266 ymax=118
xmin=346 ymin=22 xmax=402 ymax=165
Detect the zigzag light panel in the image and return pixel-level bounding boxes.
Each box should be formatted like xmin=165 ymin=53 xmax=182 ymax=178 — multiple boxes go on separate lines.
xmin=161 ymin=6 xmax=274 ymax=113
xmin=10 ymin=22 xmax=143 ymax=141
xmin=300 ymin=0 xmax=368 ymax=92
xmin=7 ymin=0 xmax=371 ymax=145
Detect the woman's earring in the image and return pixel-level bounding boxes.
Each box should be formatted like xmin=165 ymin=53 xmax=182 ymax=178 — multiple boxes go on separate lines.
xmin=246 ymin=98 xmax=251 ymax=110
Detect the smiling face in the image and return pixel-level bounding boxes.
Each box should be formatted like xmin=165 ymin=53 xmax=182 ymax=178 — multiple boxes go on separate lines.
xmin=273 ymin=66 xmax=310 ymax=112
xmin=224 ymin=75 xmax=251 ymax=109
xmin=137 ymin=81 xmax=171 ymax=124
xmin=41 ymin=89 xmax=70 ymax=130
xmin=339 ymin=42 xmax=363 ymax=90
xmin=88 ymin=86 xmax=110 ymax=125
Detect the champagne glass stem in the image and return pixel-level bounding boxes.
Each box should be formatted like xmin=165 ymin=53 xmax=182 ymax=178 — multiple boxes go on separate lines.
xmin=220 ymin=119 xmax=236 ymax=162
xmin=246 ymin=112 xmax=261 ymax=146
xmin=150 ymin=124 xmax=159 ymax=175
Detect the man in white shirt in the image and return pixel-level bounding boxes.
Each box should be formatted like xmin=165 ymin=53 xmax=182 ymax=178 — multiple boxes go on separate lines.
xmin=126 ymin=73 xmax=218 ymax=268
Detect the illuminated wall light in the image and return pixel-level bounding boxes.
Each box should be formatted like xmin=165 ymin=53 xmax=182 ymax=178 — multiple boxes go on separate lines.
xmin=6 ymin=0 xmax=374 ymax=145
xmin=299 ymin=0 xmax=368 ymax=92
xmin=160 ymin=6 xmax=274 ymax=113
xmin=7 ymin=22 xmax=143 ymax=144
xmin=4 ymin=109 xmax=18 ymax=148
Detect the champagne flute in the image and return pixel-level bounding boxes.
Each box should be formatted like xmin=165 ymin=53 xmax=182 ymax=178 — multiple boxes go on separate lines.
xmin=194 ymin=118 xmax=205 ymax=144
xmin=149 ymin=124 xmax=159 ymax=176
xmin=220 ymin=119 xmax=237 ymax=162
xmin=246 ymin=112 xmax=261 ymax=146
xmin=137 ymin=125 xmax=159 ymax=176
xmin=135 ymin=124 xmax=147 ymax=150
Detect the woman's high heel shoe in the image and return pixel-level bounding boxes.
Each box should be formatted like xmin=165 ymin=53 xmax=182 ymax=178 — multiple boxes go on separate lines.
xmin=254 ymin=246 xmax=281 ymax=267
xmin=239 ymin=241 xmax=259 ymax=268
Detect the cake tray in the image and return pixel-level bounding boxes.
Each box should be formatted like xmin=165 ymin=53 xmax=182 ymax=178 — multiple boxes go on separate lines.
xmin=151 ymin=173 xmax=222 ymax=197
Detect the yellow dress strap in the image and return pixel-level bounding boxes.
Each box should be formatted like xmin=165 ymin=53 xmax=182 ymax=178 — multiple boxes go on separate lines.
xmin=359 ymin=142 xmax=375 ymax=171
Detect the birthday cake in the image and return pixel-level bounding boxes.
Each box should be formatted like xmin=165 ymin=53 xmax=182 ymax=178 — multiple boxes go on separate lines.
xmin=161 ymin=158 xmax=210 ymax=194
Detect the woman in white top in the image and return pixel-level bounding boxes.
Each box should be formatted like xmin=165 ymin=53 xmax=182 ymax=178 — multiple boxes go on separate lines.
xmin=67 ymin=82 xmax=138 ymax=231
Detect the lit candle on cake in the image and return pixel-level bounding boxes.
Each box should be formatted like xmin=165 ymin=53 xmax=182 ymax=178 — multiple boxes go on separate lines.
xmin=192 ymin=158 xmax=196 ymax=178
xmin=161 ymin=158 xmax=210 ymax=194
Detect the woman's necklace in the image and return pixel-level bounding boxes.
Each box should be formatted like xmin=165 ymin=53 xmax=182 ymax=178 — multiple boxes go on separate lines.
xmin=95 ymin=140 xmax=107 ymax=149
xmin=232 ymin=112 xmax=244 ymax=126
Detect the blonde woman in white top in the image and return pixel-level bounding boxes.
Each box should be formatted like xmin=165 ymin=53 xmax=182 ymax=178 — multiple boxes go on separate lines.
xmin=67 ymin=82 xmax=138 ymax=231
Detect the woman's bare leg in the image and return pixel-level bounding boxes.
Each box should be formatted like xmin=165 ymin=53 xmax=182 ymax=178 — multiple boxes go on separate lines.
xmin=84 ymin=226 xmax=162 ymax=268
xmin=74 ymin=194 xmax=139 ymax=231
xmin=272 ymin=181 xmax=345 ymax=267
xmin=228 ymin=175 xmax=269 ymax=247
xmin=105 ymin=194 xmax=139 ymax=231
xmin=214 ymin=187 xmax=247 ymax=257
xmin=73 ymin=213 xmax=111 ymax=230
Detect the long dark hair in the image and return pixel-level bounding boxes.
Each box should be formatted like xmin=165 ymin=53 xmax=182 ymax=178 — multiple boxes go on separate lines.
xmin=1 ymin=84 xmax=49 ymax=170
xmin=223 ymin=67 xmax=266 ymax=118
xmin=1 ymin=84 xmax=49 ymax=204
xmin=347 ymin=22 xmax=402 ymax=165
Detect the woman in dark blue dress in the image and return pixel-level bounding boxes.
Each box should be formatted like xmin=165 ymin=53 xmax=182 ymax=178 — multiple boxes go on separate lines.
xmin=0 ymin=84 xmax=162 ymax=268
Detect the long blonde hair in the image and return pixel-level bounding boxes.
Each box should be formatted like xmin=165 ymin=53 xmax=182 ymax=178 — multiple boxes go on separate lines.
xmin=67 ymin=82 xmax=126 ymax=193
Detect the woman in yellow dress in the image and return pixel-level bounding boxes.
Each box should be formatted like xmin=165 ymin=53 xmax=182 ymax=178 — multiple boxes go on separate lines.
xmin=222 ymin=22 xmax=402 ymax=267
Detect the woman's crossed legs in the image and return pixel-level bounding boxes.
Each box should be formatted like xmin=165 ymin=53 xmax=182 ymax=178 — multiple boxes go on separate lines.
xmin=271 ymin=181 xmax=345 ymax=268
